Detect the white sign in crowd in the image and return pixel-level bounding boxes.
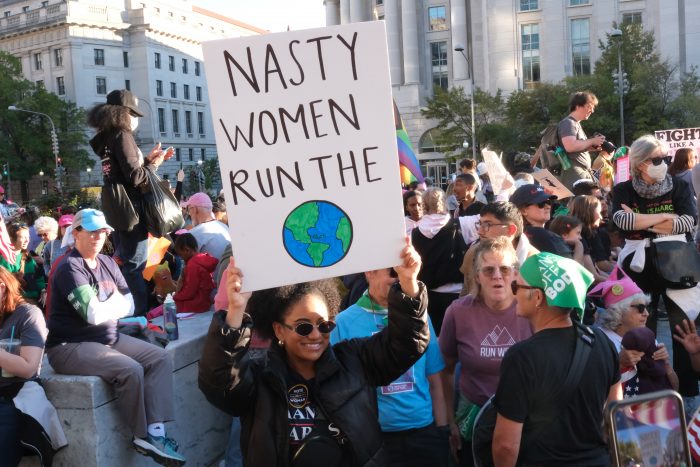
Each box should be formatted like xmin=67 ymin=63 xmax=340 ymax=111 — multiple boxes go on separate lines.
xmin=203 ymin=22 xmax=405 ymax=292
xmin=655 ymin=127 xmax=700 ymax=157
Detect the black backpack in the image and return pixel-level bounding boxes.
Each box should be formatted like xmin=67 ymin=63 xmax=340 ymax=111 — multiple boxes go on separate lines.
xmin=471 ymin=323 xmax=595 ymax=466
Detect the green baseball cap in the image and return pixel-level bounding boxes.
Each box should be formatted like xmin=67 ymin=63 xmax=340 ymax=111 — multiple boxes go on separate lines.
xmin=519 ymin=252 xmax=594 ymax=318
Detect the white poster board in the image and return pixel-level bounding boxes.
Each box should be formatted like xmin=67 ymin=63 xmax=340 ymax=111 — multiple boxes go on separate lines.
xmin=655 ymin=128 xmax=700 ymax=158
xmin=202 ymin=22 xmax=405 ymax=292
xmin=481 ymin=149 xmax=508 ymax=195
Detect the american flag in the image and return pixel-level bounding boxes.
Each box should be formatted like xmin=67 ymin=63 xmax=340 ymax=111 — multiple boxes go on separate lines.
xmin=688 ymin=408 xmax=700 ymax=462
xmin=622 ymin=366 xmax=639 ymax=398
xmin=0 ymin=213 xmax=16 ymax=264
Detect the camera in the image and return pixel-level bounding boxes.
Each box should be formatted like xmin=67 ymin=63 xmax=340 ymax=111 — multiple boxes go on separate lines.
xmin=601 ymin=141 xmax=617 ymax=154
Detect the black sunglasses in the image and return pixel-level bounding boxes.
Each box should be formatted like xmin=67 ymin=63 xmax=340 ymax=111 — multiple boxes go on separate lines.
xmin=510 ymin=281 xmax=541 ymax=295
xmin=281 ymin=320 xmax=336 ymax=337
xmin=649 ymin=156 xmax=672 ymax=166
xmin=532 ymin=200 xmax=553 ymax=209
xmin=630 ymin=304 xmax=647 ymax=314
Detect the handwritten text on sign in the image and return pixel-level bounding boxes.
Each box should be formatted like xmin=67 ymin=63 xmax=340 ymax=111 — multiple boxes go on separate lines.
xmin=203 ymin=22 xmax=405 ymax=291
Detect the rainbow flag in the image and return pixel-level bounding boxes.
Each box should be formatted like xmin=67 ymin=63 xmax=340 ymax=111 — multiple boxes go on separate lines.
xmin=393 ymin=101 xmax=424 ymax=185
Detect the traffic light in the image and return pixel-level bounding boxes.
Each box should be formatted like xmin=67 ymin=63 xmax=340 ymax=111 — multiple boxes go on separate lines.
xmin=51 ymin=130 xmax=59 ymax=155
xmin=612 ymin=72 xmax=629 ymax=94
xmin=2 ymin=163 xmax=8 ymax=176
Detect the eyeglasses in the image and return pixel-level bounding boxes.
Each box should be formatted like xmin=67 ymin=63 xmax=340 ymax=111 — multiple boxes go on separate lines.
xmin=629 ymin=304 xmax=648 ymax=314
xmin=532 ymin=200 xmax=553 ymax=209
xmin=648 ymin=156 xmax=672 ymax=166
xmin=476 ymin=221 xmax=509 ymax=232
xmin=480 ymin=265 xmax=516 ymax=278
xmin=510 ymin=281 xmax=541 ymax=295
xmin=281 ymin=320 xmax=336 ymax=337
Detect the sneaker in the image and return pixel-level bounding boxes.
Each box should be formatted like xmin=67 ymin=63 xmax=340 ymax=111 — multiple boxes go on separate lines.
xmin=133 ymin=434 xmax=186 ymax=466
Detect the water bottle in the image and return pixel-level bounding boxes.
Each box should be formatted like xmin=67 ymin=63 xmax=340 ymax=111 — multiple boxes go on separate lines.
xmin=554 ymin=146 xmax=572 ymax=171
xmin=163 ymin=293 xmax=179 ymax=341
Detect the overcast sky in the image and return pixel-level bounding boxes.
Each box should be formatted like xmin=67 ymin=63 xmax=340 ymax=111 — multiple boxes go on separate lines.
xmin=194 ymin=0 xmax=326 ymax=32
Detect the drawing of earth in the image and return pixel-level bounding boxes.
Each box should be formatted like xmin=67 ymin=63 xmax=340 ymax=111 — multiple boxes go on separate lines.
xmin=283 ymin=200 xmax=353 ymax=267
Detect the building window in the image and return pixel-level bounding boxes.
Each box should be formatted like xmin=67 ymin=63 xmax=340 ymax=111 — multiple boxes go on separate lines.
xmin=175 ymin=148 xmax=181 ymax=161
xmin=183 ymin=84 xmax=190 ymax=100
xmin=158 ymin=108 xmax=166 ymax=132
xmin=188 ymin=148 xmax=193 ymax=161
xmin=196 ymin=86 xmax=202 ymax=101
xmin=94 ymin=49 xmax=104 ymax=66
xmin=185 ymin=111 xmax=192 ymax=134
xmin=123 ymin=51 xmax=129 ymax=67
xmin=194 ymin=61 xmax=200 ymax=76
xmin=53 ymin=48 xmax=63 ymax=67
xmin=197 ymin=112 xmax=204 ymax=135
xmin=571 ymin=18 xmax=590 ymax=76
xmin=182 ymin=58 xmax=188 ymax=74
xmin=56 ymin=76 xmax=65 ymax=95
xmin=521 ymin=24 xmax=540 ymax=88
xmin=519 ymin=0 xmax=538 ymax=11
xmin=41 ymin=0 xmax=48 ymax=6
xmin=172 ymin=109 xmax=179 ymax=133
xmin=430 ymin=42 xmax=448 ymax=91
xmin=22 ymin=6 xmax=29 ymax=13
xmin=156 ymin=80 xmax=163 ymax=96
xmin=168 ymin=55 xmax=175 ymax=71
xmin=125 ymin=79 xmax=131 ymax=90
xmin=622 ymin=12 xmax=642 ymax=25
xmin=34 ymin=53 xmax=42 ymax=70
xmin=4 ymin=11 xmax=10 ymax=17
xmin=155 ymin=52 xmax=161 ymax=69
xmin=96 ymin=77 xmax=107 ymax=94
xmin=170 ymin=82 xmax=177 ymax=98
xmin=200 ymin=148 xmax=206 ymax=160
xmin=376 ymin=0 xmax=383 ymax=5
xmin=36 ymin=80 xmax=44 ymax=88
xmin=569 ymin=0 xmax=589 ymax=5
xmin=428 ymin=6 xmax=447 ymax=32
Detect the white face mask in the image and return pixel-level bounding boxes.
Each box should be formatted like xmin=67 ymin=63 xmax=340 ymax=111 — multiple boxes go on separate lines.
xmin=646 ymin=161 xmax=668 ymax=182
xmin=130 ymin=115 xmax=139 ymax=132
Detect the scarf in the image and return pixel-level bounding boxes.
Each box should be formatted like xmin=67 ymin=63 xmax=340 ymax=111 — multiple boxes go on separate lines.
xmin=631 ymin=174 xmax=673 ymax=199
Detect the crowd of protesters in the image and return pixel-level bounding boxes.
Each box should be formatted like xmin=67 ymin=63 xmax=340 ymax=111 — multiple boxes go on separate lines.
xmin=2 ymin=87 xmax=700 ymax=467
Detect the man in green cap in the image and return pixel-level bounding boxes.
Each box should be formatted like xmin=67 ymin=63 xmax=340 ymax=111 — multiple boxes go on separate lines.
xmin=491 ymin=252 xmax=621 ymax=466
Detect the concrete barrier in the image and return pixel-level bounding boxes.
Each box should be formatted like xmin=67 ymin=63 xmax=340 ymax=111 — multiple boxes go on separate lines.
xmin=20 ymin=311 xmax=230 ymax=467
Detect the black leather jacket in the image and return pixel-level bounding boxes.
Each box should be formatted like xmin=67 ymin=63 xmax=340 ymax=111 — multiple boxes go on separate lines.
xmin=198 ymin=282 xmax=430 ymax=467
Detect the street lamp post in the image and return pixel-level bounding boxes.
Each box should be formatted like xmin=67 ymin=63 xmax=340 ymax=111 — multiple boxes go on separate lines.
xmin=196 ymin=159 xmax=204 ymax=192
xmin=610 ymin=29 xmax=625 ymax=145
xmin=454 ymin=44 xmax=477 ymax=160
xmin=7 ymin=105 xmax=62 ymax=194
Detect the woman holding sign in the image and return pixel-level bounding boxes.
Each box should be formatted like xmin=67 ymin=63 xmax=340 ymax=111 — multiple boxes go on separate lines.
xmin=198 ymin=242 xmax=429 ymax=467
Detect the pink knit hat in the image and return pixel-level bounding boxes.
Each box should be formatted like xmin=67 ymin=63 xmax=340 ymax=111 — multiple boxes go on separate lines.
xmin=588 ymin=265 xmax=644 ymax=308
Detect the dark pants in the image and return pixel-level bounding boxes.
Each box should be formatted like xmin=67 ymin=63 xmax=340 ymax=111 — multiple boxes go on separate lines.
xmin=113 ymin=222 xmax=148 ymax=316
xmin=0 ymin=398 xmax=22 ymax=467
xmin=427 ymin=291 xmax=459 ymax=336
xmin=383 ymin=424 xmax=449 ymax=467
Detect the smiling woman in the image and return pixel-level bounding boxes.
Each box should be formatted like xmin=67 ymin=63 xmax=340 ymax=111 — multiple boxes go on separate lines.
xmin=198 ymin=244 xmax=429 ymax=467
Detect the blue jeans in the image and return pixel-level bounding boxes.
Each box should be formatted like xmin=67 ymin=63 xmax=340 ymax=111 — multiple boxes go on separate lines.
xmin=0 ymin=398 xmax=22 ymax=466
xmin=224 ymin=417 xmax=243 ymax=467
xmin=113 ymin=222 xmax=148 ymax=316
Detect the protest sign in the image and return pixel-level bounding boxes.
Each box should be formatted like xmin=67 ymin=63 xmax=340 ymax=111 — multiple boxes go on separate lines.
xmin=202 ymin=22 xmax=405 ymax=292
xmin=655 ymin=128 xmax=700 ymax=157
xmin=533 ymin=169 xmax=574 ymax=199
xmin=481 ymin=149 xmax=509 ymax=195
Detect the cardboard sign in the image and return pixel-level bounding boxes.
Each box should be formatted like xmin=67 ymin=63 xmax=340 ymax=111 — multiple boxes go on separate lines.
xmin=615 ymin=156 xmax=630 ymax=185
xmin=202 ymin=22 xmax=405 ymax=291
xmin=655 ymin=128 xmax=700 ymax=158
xmin=481 ymin=149 xmax=509 ymax=195
xmin=532 ymin=169 xmax=574 ymax=199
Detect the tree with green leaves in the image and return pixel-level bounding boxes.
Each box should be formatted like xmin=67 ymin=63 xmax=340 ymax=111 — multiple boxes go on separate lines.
xmin=0 ymin=51 xmax=90 ymax=194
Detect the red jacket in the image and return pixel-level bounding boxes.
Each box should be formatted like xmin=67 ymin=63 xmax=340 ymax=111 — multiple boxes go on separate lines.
xmin=174 ymin=253 xmax=218 ymax=313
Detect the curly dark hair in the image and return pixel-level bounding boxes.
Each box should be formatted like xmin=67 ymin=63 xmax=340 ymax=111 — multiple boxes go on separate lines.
xmin=246 ymin=279 xmax=341 ymax=341
xmin=86 ymin=103 xmax=132 ymax=132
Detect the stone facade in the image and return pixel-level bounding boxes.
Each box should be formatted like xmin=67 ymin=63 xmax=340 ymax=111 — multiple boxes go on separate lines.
xmin=325 ymin=0 xmax=700 ymax=176
xmin=0 ymin=0 xmax=265 ymax=201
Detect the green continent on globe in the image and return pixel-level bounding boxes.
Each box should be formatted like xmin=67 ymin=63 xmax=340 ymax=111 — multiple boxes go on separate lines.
xmin=307 ymin=242 xmax=330 ymax=267
xmin=285 ymin=202 xmax=319 ymax=244
xmin=336 ymin=217 xmax=351 ymax=252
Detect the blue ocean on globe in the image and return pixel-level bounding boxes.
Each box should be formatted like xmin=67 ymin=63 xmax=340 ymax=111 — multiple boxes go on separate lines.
xmin=283 ymin=201 xmax=353 ymax=268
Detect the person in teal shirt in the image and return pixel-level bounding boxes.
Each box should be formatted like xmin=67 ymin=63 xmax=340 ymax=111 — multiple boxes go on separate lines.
xmin=331 ymin=267 xmax=449 ymax=467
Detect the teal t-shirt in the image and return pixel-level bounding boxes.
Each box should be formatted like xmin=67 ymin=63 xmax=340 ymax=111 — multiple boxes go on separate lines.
xmin=330 ymin=290 xmax=444 ymax=432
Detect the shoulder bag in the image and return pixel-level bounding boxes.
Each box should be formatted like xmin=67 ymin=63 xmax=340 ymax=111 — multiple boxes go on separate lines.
xmin=141 ymin=169 xmax=185 ymax=238
xmin=472 ymin=323 xmax=595 ymax=467
xmin=651 ymin=238 xmax=700 ymax=289
xmin=100 ymin=145 xmax=139 ymax=232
